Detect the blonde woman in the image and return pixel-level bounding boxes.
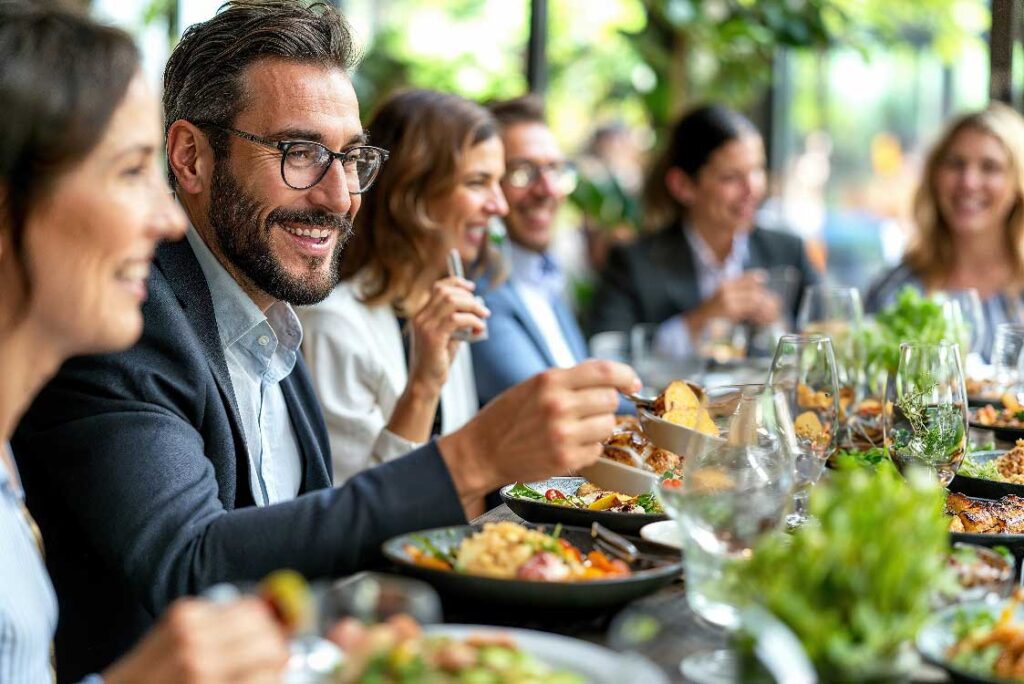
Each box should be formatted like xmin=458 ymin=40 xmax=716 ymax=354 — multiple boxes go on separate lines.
xmin=866 ymin=103 xmax=1024 ymax=358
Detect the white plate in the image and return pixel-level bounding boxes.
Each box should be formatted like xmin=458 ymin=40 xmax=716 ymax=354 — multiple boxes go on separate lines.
xmin=577 ymin=457 xmax=657 ymax=496
xmin=424 ymin=624 xmax=668 ymax=683
xmin=640 ymin=520 xmax=681 ymax=550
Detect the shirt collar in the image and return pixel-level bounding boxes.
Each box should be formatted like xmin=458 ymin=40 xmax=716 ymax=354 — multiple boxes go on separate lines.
xmin=0 ymin=443 xmax=20 ymax=499
xmin=186 ymin=226 xmax=277 ymax=350
xmin=683 ymin=223 xmax=749 ymax=273
xmin=506 ymin=239 xmax=565 ymax=295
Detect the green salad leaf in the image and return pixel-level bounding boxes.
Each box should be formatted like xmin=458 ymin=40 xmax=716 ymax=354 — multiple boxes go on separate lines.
xmin=634 ymin=492 xmax=663 ymax=514
xmin=861 ymin=287 xmax=964 ymax=392
xmin=507 ymin=482 xmax=547 ymax=501
xmin=958 ymin=455 xmax=1004 ymax=482
xmin=832 ymin=447 xmax=888 ymax=469
xmin=726 ymin=460 xmax=953 ymax=677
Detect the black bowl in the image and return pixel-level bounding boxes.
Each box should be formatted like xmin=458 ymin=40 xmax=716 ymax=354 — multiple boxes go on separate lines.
xmin=968 ymin=420 xmax=1024 ymax=444
xmin=499 ymin=477 xmax=667 ymax=536
xmin=382 ymin=523 xmax=682 ymax=611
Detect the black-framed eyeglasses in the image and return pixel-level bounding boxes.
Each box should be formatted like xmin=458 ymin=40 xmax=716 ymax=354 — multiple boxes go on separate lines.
xmin=504 ymin=160 xmax=578 ymax=194
xmin=195 ymin=123 xmax=389 ymax=194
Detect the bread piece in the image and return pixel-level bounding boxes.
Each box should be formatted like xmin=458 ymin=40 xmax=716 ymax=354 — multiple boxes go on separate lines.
xmin=662 ymin=407 xmax=698 ymax=429
xmin=694 ymin=409 xmax=719 ymax=437
xmin=655 ymin=380 xmax=700 ymax=415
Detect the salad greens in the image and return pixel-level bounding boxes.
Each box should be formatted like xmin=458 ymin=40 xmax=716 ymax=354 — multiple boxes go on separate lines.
xmin=832 ymin=446 xmax=888 ymax=469
xmin=958 ymin=456 xmax=1004 ymax=482
xmin=862 ymin=287 xmax=964 ymax=391
xmin=506 ymin=482 xmax=663 ymax=514
xmin=726 ymin=460 xmax=954 ymax=678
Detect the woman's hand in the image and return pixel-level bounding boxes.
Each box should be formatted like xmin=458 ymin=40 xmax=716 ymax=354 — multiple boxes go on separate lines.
xmin=102 ymin=597 xmax=289 ymax=684
xmin=687 ymin=271 xmax=781 ymax=333
xmin=406 ymin=277 xmax=489 ymax=393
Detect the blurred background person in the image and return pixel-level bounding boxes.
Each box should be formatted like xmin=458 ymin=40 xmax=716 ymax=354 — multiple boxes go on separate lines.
xmin=866 ymin=103 xmax=1024 ymax=359
xmin=471 ymin=95 xmax=591 ymax=405
xmin=586 ymin=104 xmax=820 ymax=359
xmin=299 ymin=89 xmax=504 ymax=501
xmin=0 ymin=3 xmax=288 ymax=682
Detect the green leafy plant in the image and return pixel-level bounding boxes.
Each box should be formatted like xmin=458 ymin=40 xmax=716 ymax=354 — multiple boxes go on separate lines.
xmin=726 ymin=461 xmax=953 ymax=677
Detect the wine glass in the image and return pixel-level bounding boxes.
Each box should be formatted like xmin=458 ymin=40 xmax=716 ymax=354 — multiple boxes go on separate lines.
xmin=938 ymin=289 xmax=987 ymax=367
xmin=656 ymin=386 xmax=794 ymax=683
xmin=698 ymin=317 xmax=748 ymax=365
xmin=990 ymin=323 xmax=1024 ymax=399
xmin=883 ymin=341 xmax=968 ymax=486
xmin=766 ymin=333 xmax=840 ymax=527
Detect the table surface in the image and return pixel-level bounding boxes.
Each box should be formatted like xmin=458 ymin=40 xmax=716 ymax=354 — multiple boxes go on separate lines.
xmin=464 ymin=503 xmax=949 ymax=683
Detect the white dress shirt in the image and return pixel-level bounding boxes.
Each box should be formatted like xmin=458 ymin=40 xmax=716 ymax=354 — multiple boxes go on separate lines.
xmin=186 ymin=228 xmax=303 ymax=506
xmin=653 ymin=225 xmax=750 ymax=359
xmin=506 ymin=241 xmax=579 ymax=368
xmin=299 ymin=275 xmax=479 ymax=484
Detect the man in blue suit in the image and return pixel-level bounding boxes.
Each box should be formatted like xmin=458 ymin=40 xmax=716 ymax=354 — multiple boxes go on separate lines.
xmin=473 ymin=97 xmax=593 ymax=405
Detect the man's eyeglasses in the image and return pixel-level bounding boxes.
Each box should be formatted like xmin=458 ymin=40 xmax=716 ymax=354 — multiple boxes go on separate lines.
xmin=195 ymin=123 xmax=389 ymax=194
xmin=504 ymin=160 xmax=578 ymax=194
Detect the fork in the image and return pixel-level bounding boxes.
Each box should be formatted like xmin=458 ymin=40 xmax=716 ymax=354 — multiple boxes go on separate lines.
xmin=590 ymin=522 xmax=671 ymax=565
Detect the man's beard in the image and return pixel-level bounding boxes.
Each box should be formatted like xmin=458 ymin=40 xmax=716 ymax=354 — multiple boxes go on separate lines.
xmin=207 ymin=161 xmax=353 ymax=306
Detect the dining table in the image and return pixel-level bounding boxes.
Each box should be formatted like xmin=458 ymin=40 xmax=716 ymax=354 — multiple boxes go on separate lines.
xmin=456 ymin=502 xmax=952 ymax=683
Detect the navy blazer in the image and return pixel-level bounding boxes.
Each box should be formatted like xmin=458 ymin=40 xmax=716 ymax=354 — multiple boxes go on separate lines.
xmin=472 ymin=281 xmax=588 ymax=405
xmin=586 ymin=224 xmax=820 ymax=336
xmin=13 ymin=239 xmax=466 ymax=682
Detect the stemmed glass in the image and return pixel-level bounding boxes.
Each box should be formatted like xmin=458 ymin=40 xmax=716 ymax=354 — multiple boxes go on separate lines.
xmin=938 ymin=289 xmax=987 ymax=368
xmin=990 ymin=324 xmax=1024 ymax=399
xmin=883 ymin=341 xmax=968 ymax=486
xmin=796 ymin=285 xmax=863 ymax=394
xmin=657 ymin=385 xmax=794 ymax=683
xmin=766 ymin=333 xmax=840 ymax=527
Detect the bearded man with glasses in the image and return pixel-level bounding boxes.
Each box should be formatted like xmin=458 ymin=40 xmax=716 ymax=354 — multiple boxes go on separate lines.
xmin=12 ymin=3 xmax=639 ymax=681
xmin=472 ymin=97 xmax=632 ymax=413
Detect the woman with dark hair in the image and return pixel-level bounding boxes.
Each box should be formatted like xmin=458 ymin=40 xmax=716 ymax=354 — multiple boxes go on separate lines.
xmin=866 ymin=103 xmax=1024 ymax=358
xmin=587 ymin=104 xmax=819 ymax=358
xmin=299 ymin=89 xmax=506 ymax=494
xmin=0 ymin=3 xmax=287 ymax=682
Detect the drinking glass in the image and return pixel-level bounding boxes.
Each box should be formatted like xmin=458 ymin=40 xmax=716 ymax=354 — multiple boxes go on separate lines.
xmin=938 ymin=289 xmax=987 ymax=366
xmin=657 ymin=387 xmax=793 ymax=683
xmin=796 ymin=285 xmax=863 ymax=391
xmin=698 ymin=317 xmax=748 ymax=365
xmin=990 ymin=323 xmax=1024 ymax=399
xmin=883 ymin=341 xmax=968 ymax=486
xmin=766 ymin=333 xmax=840 ymax=526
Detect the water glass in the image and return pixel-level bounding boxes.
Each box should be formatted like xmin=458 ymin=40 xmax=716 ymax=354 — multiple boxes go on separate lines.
xmin=937 ymin=288 xmax=987 ymax=365
xmin=883 ymin=341 xmax=968 ymax=487
xmin=990 ymin=323 xmax=1024 ymax=398
xmin=767 ymin=333 xmax=840 ymax=525
xmin=657 ymin=429 xmax=792 ymax=682
xmin=699 ymin=317 xmax=748 ymax=365
xmin=796 ymin=285 xmax=864 ymax=396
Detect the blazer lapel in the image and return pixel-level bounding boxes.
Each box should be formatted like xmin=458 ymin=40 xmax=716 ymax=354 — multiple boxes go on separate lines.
xmin=652 ymin=226 xmax=701 ymax=313
xmin=154 ymin=239 xmax=254 ymax=505
xmin=506 ymin=285 xmax=559 ymax=367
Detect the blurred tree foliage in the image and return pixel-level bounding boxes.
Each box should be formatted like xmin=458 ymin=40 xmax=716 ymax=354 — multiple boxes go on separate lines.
xmin=355 ymin=0 xmax=986 ymax=137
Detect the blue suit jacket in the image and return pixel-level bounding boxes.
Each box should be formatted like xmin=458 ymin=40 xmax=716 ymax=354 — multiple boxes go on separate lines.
xmin=472 ymin=280 xmax=589 ymax=405
xmin=13 ymin=239 xmax=466 ymax=682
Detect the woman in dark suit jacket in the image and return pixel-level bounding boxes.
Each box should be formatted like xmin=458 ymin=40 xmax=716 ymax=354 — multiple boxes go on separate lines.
xmin=587 ymin=105 xmax=819 ymax=357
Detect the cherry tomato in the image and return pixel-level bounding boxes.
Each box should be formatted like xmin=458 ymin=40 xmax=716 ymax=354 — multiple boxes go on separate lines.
xmin=545 ymin=488 xmax=566 ymax=500
xmin=662 ymin=478 xmax=683 ymax=489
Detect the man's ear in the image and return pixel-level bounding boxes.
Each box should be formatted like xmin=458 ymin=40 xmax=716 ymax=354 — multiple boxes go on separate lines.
xmin=665 ymin=167 xmax=696 ymax=207
xmin=167 ymin=121 xmax=214 ymax=195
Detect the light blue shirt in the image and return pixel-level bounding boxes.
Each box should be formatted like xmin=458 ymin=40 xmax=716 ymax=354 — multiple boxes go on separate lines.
xmin=0 ymin=444 xmax=58 ymax=684
xmin=186 ymin=228 xmax=304 ymax=506
xmin=505 ymin=242 xmax=579 ymax=368
xmin=654 ymin=225 xmax=750 ymax=358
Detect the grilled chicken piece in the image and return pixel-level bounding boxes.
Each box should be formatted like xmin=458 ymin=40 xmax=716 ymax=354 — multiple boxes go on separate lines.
xmin=645 ymin=447 xmax=681 ymax=475
xmin=947 ymin=493 xmax=1024 ymax=534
